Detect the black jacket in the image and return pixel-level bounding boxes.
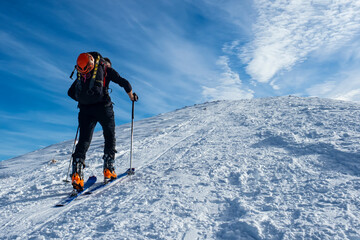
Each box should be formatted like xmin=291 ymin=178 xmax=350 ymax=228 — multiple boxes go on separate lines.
xmin=105 ymin=67 xmax=132 ymax=93
xmin=68 ymin=66 xmax=132 ymax=106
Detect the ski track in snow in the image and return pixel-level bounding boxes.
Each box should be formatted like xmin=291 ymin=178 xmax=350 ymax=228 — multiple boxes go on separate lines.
xmin=0 ymin=96 xmax=360 ymax=239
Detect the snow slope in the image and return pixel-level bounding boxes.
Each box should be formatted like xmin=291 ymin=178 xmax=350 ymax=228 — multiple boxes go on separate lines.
xmin=0 ymin=96 xmax=360 ymax=239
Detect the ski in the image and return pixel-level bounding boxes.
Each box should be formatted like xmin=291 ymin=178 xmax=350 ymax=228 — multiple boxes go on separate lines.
xmin=82 ymin=168 xmax=135 ymax=196
xmin=54 ymin=176 xmax=97 ymax=207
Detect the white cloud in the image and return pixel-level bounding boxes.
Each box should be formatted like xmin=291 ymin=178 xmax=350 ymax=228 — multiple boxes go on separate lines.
xmin=202 ymin=56 xmax=254 ymax=101
xmin=201 ymin=0 xmax=255 ymax=36
xmin=0 ymin=31 xmax=68 ymax=90
xmin=242 ymin=0 xmax=360 ymax=85
xmin=307 ymin=70 xmax=360 ymax=102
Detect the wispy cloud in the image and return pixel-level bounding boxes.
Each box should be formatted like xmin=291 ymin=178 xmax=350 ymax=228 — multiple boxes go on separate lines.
xmin=242 ymin=0 xmax=360 ymax=85
xmin=202 ymin=55 xmax=254 ymax=101
xmin=307 ymin=69 xmax=360 ymax=102
xmin=0 ymin=126 xmax=75 ymax=161
xmin=0 ymin=30 xmax=69 ymax=92
xmin=200 ymin=0 xmax=255 ymax=36
xmin=98 ymin=3 xmax=222 ymax=109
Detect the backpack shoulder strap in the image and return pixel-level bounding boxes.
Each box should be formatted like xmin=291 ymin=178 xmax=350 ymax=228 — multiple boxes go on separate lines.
xmin=88 ymin=54 xmax=101 ymax=90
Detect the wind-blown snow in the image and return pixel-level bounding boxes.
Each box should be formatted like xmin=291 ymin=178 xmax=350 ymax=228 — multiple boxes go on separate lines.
xmin=0 ymin=96 xmax=359 ymax=239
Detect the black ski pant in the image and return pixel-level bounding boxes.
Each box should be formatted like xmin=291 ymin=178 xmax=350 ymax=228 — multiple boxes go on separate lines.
xmin=73 ymin=103 xmax=116 ymax=161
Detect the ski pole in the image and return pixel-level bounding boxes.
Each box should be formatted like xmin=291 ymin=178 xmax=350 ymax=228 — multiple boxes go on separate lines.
xmin=64 ymin=125 xmax=80 ymax=183
xmin=128 ymin=93 xmax=137 ymax=175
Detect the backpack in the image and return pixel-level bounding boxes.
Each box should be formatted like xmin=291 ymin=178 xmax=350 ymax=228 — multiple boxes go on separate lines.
xmin=68 ymin=52 xmax=109 ymax=105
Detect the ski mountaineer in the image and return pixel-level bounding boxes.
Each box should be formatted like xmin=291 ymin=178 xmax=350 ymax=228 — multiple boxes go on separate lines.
xmin=68 ymin=52 xmax=138 ymax=192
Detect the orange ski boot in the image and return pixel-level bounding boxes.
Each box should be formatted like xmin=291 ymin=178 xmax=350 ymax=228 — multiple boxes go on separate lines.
xmin=103 ymin=154 xmax=117 ymax=181
xmin=104 ymin=168 xmax=117 ymax=181
xmin=71 ymin=173 xmax=84 ymax=191
xmin=71 ymin=157 xmax=85 ymax=192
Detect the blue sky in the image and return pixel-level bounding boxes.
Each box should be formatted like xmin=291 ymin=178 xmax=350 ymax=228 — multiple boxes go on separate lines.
xmin=1 ymin=0 xmax=360 ymax=161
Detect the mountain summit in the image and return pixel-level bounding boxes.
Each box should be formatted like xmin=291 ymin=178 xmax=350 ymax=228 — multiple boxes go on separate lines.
xmin=0 ymin=96 xmax=359 ymax=239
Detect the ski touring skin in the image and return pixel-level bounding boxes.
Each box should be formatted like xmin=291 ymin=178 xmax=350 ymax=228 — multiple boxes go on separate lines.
xmin=83 ymin=168 xmax=135 ymax=196
xmin=54 ymin=169 xmax=134 ymax=207
xmin=54 ymin=176 xmax=97 ymax=207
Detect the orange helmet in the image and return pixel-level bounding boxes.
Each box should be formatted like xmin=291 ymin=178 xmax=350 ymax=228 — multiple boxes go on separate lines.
xmin=76 ymin=53 xmax=94 ymax=74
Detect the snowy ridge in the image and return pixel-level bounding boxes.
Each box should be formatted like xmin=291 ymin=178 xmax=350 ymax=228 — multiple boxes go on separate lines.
xmin=0 ymin=96 xmax=360 ymax=239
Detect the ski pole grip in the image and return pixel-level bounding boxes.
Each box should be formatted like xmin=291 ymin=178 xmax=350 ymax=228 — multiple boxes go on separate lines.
xmin=131 ymin=92 xmax=137 ymax=120
xmin=133 ymin=92 xmax=138 ymax=102
xmin=131 ymin=95 xmax=135 ymax=120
